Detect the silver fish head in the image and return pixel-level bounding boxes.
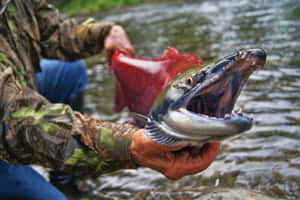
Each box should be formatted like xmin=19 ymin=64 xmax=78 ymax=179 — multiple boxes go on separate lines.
xmin=146 ymin=48 xmax=267 ymax=146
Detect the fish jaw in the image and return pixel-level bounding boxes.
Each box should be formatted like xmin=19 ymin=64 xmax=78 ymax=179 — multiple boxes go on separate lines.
xmin=147 ymin=48 xmax=267 ymax=146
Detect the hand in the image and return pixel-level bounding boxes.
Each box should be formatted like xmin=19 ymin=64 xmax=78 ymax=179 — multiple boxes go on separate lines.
xmin=128 ymin=130 xmax=220 ymax=180
xmin=104 ymin=25 xmax=135 ymax=67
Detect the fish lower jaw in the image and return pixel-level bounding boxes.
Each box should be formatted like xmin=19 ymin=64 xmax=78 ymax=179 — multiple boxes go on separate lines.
xmin=179 ymin=107 xmax=251 ymax=122
xmin=146 ymin=107 xmax=253 ymax=146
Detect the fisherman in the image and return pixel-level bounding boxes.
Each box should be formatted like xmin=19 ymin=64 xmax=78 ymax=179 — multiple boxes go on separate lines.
xmin=0 ymin=1 xmax=220 ymax=192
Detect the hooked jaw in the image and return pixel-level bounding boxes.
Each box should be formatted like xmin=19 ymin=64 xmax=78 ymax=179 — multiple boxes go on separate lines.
xmin=147 ymin=48 xmax=267 ymax=146
xmin=185 ymin=48 xmax=266 ymax=117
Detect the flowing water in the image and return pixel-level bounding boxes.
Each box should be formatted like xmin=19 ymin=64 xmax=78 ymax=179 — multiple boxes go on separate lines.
xmin=81 ymin=0 xmax=300 ymax=199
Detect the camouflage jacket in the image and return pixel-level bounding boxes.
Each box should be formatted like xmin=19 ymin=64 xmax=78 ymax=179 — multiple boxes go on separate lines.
xmin=0 ymin=0 xmax=139 ymax=175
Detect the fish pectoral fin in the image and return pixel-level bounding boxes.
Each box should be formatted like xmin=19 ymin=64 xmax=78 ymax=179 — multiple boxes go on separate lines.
xmin=130 ymin=112 xmax=148 ymax=123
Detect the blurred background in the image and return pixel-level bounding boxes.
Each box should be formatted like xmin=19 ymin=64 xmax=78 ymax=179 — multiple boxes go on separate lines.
xmin=47 ymin=0 xmax=300 ymax=199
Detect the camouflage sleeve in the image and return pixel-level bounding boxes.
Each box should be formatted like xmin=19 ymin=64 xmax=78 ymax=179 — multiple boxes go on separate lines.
xmin=0 ymin=62 xmax=138 ymax=175
xmin=35 ymin=2 xmax=113 ymax=61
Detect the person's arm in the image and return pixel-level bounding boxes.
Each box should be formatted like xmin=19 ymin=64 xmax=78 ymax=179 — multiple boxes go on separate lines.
xmin=35 ymin=2 xmax=134 ymax=62
xmin=0 ymin=60 xmax=138 ymax=175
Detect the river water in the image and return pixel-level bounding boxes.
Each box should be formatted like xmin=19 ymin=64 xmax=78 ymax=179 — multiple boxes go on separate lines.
xmin=82 ymin=0 xmax=300 ymax=199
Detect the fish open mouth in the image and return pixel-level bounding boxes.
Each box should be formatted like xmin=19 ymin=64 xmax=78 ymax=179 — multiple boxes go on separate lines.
xmin=186 ymin=76 xmax=238 ymax=119
xmin=185 ymin=48 xmax=266 ymax=120
xmin=147 ymin=48 xmax=266 ymax=146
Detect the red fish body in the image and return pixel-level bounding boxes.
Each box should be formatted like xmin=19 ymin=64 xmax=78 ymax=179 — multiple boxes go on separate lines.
xmin=111 ymin=47 xmax=203 ymax=121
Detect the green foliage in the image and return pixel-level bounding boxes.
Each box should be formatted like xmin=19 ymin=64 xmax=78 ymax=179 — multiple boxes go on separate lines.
xmin=289 ymin=5 xmax=300 ymax=20
xmin=48 ymin=0 xmax=158 ymax=15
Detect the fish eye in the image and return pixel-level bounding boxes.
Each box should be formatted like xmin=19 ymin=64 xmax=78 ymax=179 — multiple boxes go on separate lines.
xmin=238 ymin=50 xmax=244 ymax=56
xmin=185 ymin=76 xmax=194 ymax=86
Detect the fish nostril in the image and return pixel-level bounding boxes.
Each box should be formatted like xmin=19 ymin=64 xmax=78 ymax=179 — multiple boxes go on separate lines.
xmin=248 ymin=48 xmax=267 ymax=63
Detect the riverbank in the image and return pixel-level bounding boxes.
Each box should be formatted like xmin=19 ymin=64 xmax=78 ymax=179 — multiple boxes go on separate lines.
xmin=48 ymin=0 xmax=168 ymax=16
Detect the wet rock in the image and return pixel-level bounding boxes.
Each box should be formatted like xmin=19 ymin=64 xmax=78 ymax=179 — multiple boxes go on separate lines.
xmin=134 ymin=187 xmax=282 ymax=200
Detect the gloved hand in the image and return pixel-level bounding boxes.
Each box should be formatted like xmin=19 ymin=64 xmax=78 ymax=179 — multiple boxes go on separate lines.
xmin=104 ymin=25 xmax=135 ymax=67
xmin=128 ymin=130 xmax=220 ymax=180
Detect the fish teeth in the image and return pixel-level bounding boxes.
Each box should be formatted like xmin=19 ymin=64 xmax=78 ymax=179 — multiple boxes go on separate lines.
xmin=248 ymin=114 xmax=254 ymax=121
xmin=224 ymin=113 xmax=231 ymax=119
xmin=233 ymin=108 xmax=242 ymax=114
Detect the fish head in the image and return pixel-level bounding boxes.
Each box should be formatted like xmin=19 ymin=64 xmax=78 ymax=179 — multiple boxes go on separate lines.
xmin=147 ymin=48 xmax=267 ymax=146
